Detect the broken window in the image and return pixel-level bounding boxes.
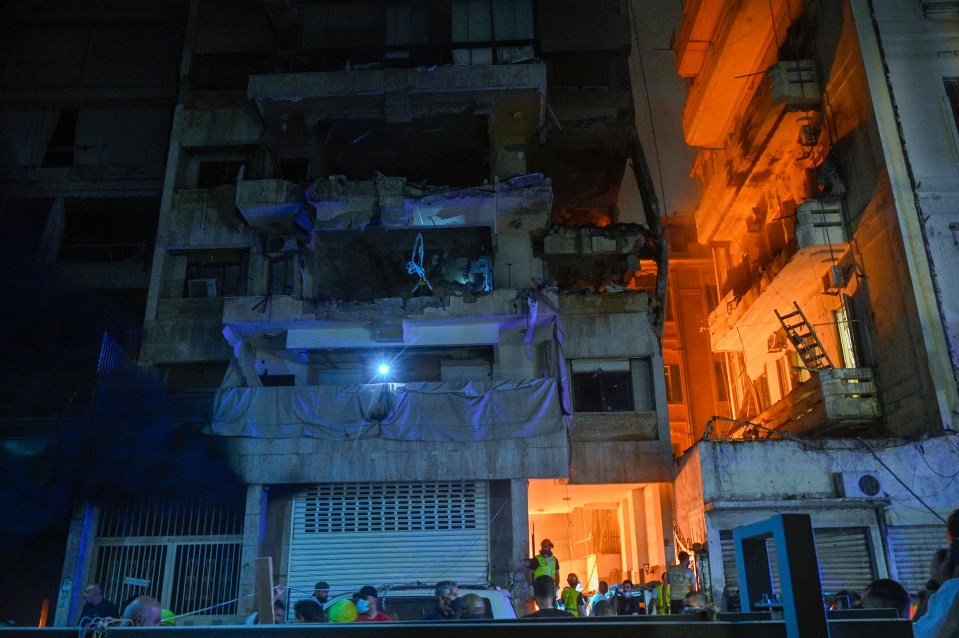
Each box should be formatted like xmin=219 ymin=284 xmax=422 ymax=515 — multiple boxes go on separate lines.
xmin=183 ymin=249 xmax=249 ymax=298
xmin=571 ymin=358 xmax=654 ymax=413
xmin=41 ymin=108 xmax=78 ymax=167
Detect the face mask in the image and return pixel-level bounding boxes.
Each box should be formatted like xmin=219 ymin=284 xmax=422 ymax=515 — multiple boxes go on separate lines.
xmin=356 ymin=599 xmax=370 ymax=614
xmin=623 ymin=591 xmax=632 ymax=598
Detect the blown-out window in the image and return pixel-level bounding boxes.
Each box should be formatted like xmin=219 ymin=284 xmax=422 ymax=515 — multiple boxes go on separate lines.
xmin=571 ymin=358 xmax=654 ymax=412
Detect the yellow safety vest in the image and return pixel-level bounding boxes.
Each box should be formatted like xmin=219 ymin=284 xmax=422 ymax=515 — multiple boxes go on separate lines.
xmin=654 ymin=583 xmax=671 ymax=614
xmin=533 ymin=554 xmax=557 ymax=580
xmin=561 ymin=588 xmax=581 ymax=616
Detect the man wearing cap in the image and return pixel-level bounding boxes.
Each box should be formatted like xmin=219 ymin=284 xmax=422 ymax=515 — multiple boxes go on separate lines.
xmin=353 ymin=585 xmax=393 ymax=622
xmin=309 ymin=581 xmax=330 ymax=622
xmin=527 ymin=538 xmax=560 ymax=595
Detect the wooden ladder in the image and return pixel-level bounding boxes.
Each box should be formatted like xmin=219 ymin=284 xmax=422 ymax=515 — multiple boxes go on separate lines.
xmin=775 ymin=302 xmax=834 ymax=371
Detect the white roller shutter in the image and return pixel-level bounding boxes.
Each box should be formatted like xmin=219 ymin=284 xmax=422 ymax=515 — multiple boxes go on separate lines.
xmin=719 ymin=526 xmax=873 ymax=608
xmin=888 ymin=525 xmax=945 ymax=594
xmin=288 ymin=481 xmax=490 ymax=600
xmin=813 ymin=527 xmax=875 ymax=593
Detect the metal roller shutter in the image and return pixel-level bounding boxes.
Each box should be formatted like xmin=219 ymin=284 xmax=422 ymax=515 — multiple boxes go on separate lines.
xmin=888 ymin=525 xmax=945 ymax=594
xmin=719 ymin=526 xmax=874 ymax=607
xmin=288 ymin=481 xmax=490 ymax=600
xmin=813 ymin=527 xmax=875 ymax=594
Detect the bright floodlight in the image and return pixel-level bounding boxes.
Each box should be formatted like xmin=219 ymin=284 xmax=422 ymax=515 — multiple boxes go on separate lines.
xmin=376 ymin=363 xmax=391 ymax=375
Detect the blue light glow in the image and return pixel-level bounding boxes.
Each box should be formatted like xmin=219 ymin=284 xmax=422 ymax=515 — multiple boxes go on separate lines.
xmin=376 ymin=363 xmax=391 ymax=376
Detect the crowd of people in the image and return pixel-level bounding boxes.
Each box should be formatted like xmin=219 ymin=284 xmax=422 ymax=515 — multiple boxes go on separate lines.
xmin=75 ymin=508 xmax=959 ymax=633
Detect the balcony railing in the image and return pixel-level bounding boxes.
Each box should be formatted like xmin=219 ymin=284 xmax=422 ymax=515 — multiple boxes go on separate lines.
xmin=757 ymin=367 xmax=881 ymax=435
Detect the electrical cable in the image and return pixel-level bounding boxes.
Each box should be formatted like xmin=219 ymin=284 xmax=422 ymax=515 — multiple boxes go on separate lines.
xmin=854 ymin=437 xmax=947 ymax=524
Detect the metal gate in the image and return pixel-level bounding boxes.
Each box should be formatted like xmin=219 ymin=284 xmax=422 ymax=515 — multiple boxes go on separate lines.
xmin=288 ymin=481 xmax=490 ymax=600
xmin=887 ymin=525 xmax=945 ymax=594
xmin=91 ymin=496 xmax=244 ymax=624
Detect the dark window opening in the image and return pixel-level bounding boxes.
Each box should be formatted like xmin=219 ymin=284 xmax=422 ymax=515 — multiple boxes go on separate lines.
xmin=42 ymin=108 xmax=78 ymax=167
xmin=183 ymin=248 xmax=250 ymax=297
xmin=573 ymin=367 xmax=634 ymax=412
xmin=714 ymin=359 xmax=729 ymax=402
xmin=279 ymin=157 xmax=311 ymax=183
xmin=59 ymin=197 xmax=159 ymax=263
xmin=197 ymin=160 xmax=247 ymax=189
xmin=0 ymin=198 xmax=55 ymax=256
xmin=163 ymin=362 xmax=229 ymax=390
xmin=260 ymin=373 xmax=296 ymax=387
xmin=665 ymin=363 xmax=684 ymax=404
xmin=268 ymin=255 xmax=296 ymax=296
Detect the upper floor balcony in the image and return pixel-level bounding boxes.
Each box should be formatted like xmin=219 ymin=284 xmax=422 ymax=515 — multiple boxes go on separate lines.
xmin=756 ymin=367 xmax=881 ymax=436
xmin=246 ymin=63 xmax=546 ymax=130
xmin=694 ymin=59 xmax=821 ymax=244
xmin=709 ymin=200 xmax=849 ymax=363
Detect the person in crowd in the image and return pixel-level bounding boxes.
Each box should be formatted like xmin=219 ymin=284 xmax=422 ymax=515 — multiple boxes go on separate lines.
xmin=457 ymin=593 xmax=487 ymax=620
xmin=77 ymin=583 xmax=120 ymax=627
xmin=272 ymin=599 xmax=286 ymax=624
xmin=561 ymin=573 xmax=587 ymax=616
xmin=122 ymin=596 xmax=163 ymax=627
xmin=651 ymin=573 xmax=670 ymax=614
xmin=353 ymin=585 xmax=393 ymax=622
xmin=309 ymin=581 xmax=329 ymax=622
xmin=588 ymin=581 xmax=609 ymax=615
xmin=915 ymin=548 xmax=949 ymax=621
xmin=683 ymin=591 xmax=714 ymax=620
xmin=523 ymin=575 xmax=574 ymax=618
xmin=861 ymin=578 xmax=911 ymax=619
xmin=914 ymin=508 xmax=959 ymax=638
xmin=527 ymin=538 xmax=560 ymax=594
xmin=327 ymin=599 xmax=358 ymax=623
xmin=666 ymin=551 xmax=698 ymax=614
xmin=424 ymin=581 xmax=459 ymax=620
xmin=615 ymin=579 xmax=643 ymax=615
xmin=831 ymin=589 xmax=862 ymax=610
xmin=294 ymin=599 xmax=324 ymax=623
xmin=591 ymin=599 xmax=615 ymax=617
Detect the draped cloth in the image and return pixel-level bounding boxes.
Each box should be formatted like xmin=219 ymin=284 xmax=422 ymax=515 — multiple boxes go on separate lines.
xmin=208 ymin=378 xmax=565 ymax=441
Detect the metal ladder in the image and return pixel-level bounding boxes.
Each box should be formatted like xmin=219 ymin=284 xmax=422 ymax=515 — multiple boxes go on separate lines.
xmin=775 ymin=302 xmax=834 ymax=371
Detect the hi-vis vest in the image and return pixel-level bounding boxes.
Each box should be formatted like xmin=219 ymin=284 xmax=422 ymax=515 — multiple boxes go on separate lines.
xmin=654 ymin=582 xmax=671 ymax=614
xmin=561 ymin=588 xmax=582 ymax=616
xmin=533 ymin=554 xmax=557 ymax=580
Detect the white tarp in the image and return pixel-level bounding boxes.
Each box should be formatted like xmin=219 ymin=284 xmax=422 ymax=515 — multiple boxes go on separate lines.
xmin=208 ymin=377 xmax=565 ymax=441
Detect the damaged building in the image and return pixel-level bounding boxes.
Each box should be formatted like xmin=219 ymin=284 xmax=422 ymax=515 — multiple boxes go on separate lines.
xmin=1 ymin=0 xmax=958 ymax=627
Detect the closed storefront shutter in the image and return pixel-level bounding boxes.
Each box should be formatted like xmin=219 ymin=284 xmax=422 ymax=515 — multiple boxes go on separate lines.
xmin=288 ymin=481 xmax=490 ymax=600
xmin=719 ymin=526 xmax=874 ymax=609
xmin=888 ymin=525 xmax=945 ymax=594
xmin=813 ymin=527 xmax=875 ymax=594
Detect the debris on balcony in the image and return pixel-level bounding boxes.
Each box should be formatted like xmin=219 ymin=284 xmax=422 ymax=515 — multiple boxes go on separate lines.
xmin=538 ymin=223 xmax=652 ymax=292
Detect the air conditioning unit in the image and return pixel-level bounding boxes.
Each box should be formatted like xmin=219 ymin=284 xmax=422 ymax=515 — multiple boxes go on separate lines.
xmin=187 ymin=278 xmax=218 ymax=298
xmin=822 ymin=265 xmax=845 ymax=295
xmin=835 ymin=472 xmax=883 ymax=498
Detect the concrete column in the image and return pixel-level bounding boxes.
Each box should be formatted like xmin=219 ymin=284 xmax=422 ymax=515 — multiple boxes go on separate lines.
xmin=54 ymin=502 xmax=99 ymax=626
xmin=617 ymin=497 xmax=633 ymax=580
xmin=622 ymin=488 xmax=649 ymax=583
xmin=238 ymin=485 xmax=269 ymax=615
xmin=489 ymin=479 xmax=532 ymax=615
xmin=644 ymin=484 xmax=668 ymax=579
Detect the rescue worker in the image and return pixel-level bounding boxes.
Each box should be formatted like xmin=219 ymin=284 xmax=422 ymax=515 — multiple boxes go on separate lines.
xmin=561 ymin=573 xmax=586 ymax=617
xmin=527 ymin=538 xmax=560 ymax=595
xmin=652 ymin=573 xmax=671 ymax=614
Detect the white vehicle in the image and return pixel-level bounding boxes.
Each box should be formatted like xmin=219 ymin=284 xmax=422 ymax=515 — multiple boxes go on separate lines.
xmin=378 ymin=584 xmax=517 ymax=621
